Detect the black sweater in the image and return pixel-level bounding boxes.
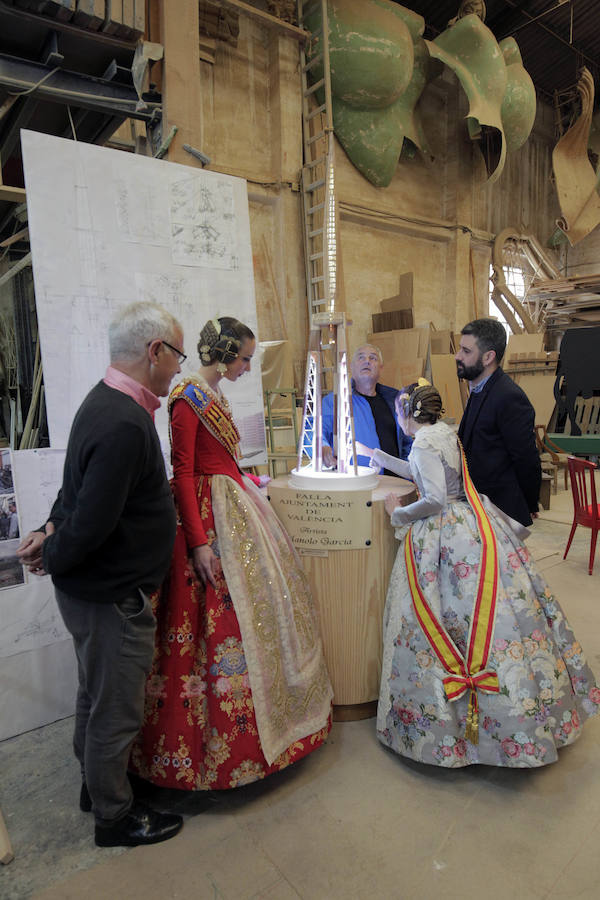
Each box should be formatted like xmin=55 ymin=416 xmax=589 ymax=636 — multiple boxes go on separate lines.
xmin=42 ymin=382 xmax=176 ymax=603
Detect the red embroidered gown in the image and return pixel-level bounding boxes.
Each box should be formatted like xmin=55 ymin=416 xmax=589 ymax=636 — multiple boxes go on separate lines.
xmin=130 ymin=377 xmax=332 ymax=790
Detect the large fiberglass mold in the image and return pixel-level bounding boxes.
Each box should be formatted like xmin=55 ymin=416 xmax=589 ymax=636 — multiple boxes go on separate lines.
xmin=304 ymin=1 xmax=536 ymax=187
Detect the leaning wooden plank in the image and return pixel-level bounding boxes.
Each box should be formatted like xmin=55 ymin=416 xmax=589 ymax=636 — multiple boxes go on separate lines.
xmin=74 ymin=0 xmax=104 ymax=30
xmin=102 ymin=0 xmax=120 ymax=34
xmin=0 ymin=807 xmax=14 ymax=865
xmin=115 ymin=0 xmax=135 ymax=38
xmin=132 ymin=0 xmax=145 ymax=37
xmin=430 ymin=354 xmax=464 ymax=424
xmin=0 ymin=253 xmax=31 ymax=288
xmin=122 ymin=0 xmax=135 ymax=32
xmin=45 ymin=0 xmax=76 ymax=20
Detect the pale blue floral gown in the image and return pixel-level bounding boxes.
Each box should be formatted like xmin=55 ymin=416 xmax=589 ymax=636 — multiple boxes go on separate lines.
xmin=372 ymin=422 xmax=599 ymax=768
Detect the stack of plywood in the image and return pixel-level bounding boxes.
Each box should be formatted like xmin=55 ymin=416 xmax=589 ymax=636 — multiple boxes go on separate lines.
xmin=505 ymin=332 xmax=557 ymax=428
xmin=368 ymin=323 xmax=464 ymax=424
xmin=367 ymin=326 xmax=426 ymax=390
xmin=371 ymin=271 xmax=414 ymax=332
xmin=368 ymin=272 xmax=422 ymax=387
xmin=367 ymin=272 xmax=465 ymax=423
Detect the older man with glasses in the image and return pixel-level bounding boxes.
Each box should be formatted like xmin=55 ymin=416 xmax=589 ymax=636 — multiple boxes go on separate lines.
xmin=18 ymin=301 xmax=185 ymax=848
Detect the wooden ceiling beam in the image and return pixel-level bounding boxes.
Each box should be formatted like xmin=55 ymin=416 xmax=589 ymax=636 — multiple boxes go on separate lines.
xmin=217 ymin=0 xmax=309 ymax=42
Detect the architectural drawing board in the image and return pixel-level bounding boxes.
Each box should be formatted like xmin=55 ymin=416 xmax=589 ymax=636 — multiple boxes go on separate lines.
xmin=4 ymin=131 xmax=266 ymax=739
xmin=21 ymin=130 xmax=266 ymax=463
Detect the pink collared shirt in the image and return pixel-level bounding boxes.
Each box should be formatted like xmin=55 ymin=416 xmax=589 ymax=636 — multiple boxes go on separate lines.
xmin=103 ymin=366 xmax=160 ymax=419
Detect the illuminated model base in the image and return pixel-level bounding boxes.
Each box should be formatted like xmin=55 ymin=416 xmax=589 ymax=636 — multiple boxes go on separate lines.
xmin=289 ymin=465 xmax=378 ymax=491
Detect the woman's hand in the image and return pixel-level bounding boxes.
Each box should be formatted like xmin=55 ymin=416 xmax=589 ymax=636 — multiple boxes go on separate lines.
xmin=191 ymin=544 xmax=220 ymax=589
xmin=384 ymin=493 xmax=408 ymax=516
xmin=355 ymin=440 xmax=374 ymax=459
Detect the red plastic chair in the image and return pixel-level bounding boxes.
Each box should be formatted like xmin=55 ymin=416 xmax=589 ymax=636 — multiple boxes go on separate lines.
xmin=564 ymin=456 xmax=600 ymax=575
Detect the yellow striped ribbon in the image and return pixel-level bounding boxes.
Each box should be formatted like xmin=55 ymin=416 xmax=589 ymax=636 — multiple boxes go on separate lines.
xmin=404 ymin=440 xmax=500 ymax=744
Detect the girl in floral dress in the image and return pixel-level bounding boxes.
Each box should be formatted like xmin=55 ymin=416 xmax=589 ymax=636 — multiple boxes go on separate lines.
xmin=371 ymin=382 xmax=599 ymax=768
xmin=131 ymin=317 xmax=332 ymax=789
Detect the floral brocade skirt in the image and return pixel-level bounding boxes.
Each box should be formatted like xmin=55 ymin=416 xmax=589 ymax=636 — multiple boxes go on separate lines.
xmin=130 ymin=475 xmax=331 ymax=790
xmin=377 ymin=501 xmax=600 ymax=768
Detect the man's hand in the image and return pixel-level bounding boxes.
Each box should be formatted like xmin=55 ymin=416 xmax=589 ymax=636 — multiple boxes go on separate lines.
xmin=17 ymin=522 xmax=55 ymax=575
xmin=322 ymin=445 xmax=336 ymax=468
xmin=191 ymin=544 xmax=221 ymax=589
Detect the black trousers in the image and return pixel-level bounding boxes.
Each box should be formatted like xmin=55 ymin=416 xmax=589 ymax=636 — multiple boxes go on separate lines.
xmin=55 ymin=588 xmax=155 ymax=825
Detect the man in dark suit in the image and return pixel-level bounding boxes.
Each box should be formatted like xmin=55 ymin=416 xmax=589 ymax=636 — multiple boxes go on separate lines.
xmin=456 ymin=318 xmax=541 ymax=526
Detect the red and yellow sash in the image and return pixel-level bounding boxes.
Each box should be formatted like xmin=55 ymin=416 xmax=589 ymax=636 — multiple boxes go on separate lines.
xmin=404 ymin=441 xmax=499 ymax=744
xmin=169 ymin=377 xmax=240 ymax=459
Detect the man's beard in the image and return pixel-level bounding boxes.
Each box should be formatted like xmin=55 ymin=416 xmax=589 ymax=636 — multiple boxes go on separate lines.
xmin=456 ymin=356 xmax=484 ymax=381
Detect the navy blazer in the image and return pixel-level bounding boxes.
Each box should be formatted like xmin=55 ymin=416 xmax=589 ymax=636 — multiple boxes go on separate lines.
xmin=458 ymin=368 xmax=541 ymax=526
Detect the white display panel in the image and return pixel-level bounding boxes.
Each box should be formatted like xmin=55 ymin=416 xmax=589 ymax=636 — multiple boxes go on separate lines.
xmin=21 ymin=129 xmax=266 ymax=463
xmin=3 ymin=132 xmax=266 ymax=739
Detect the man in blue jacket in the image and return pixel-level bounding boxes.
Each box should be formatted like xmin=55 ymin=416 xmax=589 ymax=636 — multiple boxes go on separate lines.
xmin=322 ymin=344 xmax=411 ymax=474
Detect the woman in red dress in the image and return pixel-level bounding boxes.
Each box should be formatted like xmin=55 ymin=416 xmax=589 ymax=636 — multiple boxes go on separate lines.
xmin=131 ymin=316 xmax=332 ymax=790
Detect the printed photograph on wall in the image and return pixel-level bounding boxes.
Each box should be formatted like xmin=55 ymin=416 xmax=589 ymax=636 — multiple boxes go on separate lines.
xmin=0 ymin=449 xmax=25 ymax=589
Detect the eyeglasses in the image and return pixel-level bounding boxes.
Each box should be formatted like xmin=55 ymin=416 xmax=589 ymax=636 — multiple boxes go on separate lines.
xmin=161 ymin=340 xmax=187 ymax=365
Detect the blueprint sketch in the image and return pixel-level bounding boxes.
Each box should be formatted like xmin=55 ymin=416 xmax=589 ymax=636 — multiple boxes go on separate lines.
xmin=115 ymin=174 xmax=171 ymax=246
xmin=11 ymin=448 xmax=65 ymax=535
xmin=170 ymin=174 xmax=237 ymax=269
xmin=0 ymin=578 xmax=70 ymax=660
xmin=22 ymin=130 xmax=265 ymax=457
xmin=0 ymin=449 xmax=71 ymax=656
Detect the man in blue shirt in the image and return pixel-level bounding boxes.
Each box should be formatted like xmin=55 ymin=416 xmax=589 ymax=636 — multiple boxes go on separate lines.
xmin=322 ymin=344 xmax=411 ymax=474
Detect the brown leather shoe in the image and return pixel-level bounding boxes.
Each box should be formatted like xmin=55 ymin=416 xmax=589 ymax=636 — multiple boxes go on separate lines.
xmin=94 ymin=802 xmax=183 ymax=847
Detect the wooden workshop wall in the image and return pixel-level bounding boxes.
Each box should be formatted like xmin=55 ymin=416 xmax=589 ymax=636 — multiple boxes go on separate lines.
xmin=176 ymin=14 xmax=307 ymax=385
xmin=470 ymin=103 xmax=559 ymax=241
xmin=159 ymin=4 xmax=561 ymax=387
xmin=561 ymin=226 xmax=600 ymax=276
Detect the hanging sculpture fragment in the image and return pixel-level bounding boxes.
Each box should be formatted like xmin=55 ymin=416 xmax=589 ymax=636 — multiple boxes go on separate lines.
xmin=552 ymin=67 xmax=600 ymax=246
xmin=304 ymin=0 xmax=430 ymax=187
xmin=499 ymin=38 xmax=536 ymax=154
xmin=304 ymin=1 xmax=536 ymax=188
xmin=426 ymin=15 xmax=535 ymax=183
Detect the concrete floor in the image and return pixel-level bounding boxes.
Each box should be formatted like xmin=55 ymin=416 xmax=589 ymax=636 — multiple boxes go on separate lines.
xmin=1 ymin=483 xmax=600 ymax=900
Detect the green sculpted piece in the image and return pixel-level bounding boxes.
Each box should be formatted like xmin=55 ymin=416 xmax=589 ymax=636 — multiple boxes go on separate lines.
xmin=305 ymin=0 xmax=430 ymax=187
xmin=499 ymin=38 xmax=536 ymax=153
xmin=304 ymin=1 xmax=536 ymax=188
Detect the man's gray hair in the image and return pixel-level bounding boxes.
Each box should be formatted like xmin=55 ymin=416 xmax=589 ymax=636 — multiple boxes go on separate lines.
xmin=352 ymin=343 xmax=383 ymax=364
xmin=109 ymin=302 xmax=182 ymax=362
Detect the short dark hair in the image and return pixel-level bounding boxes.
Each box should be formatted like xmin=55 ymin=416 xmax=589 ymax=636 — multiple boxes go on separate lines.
xmin=461 ymin=318 xmax=506 ymax=363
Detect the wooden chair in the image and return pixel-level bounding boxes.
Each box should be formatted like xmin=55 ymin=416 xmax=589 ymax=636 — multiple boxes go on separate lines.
xmin=564 ymin=456 xmax=600 ymax=575
xmin=535 ymin=424 xmax=569 ymax=491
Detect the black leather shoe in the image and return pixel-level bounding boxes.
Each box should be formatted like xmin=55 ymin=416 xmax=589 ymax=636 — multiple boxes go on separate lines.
xmin=94 ymin=802 xmax=183 ymax=847
xmin=80 ymin=782 xmax=92 ymax=812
